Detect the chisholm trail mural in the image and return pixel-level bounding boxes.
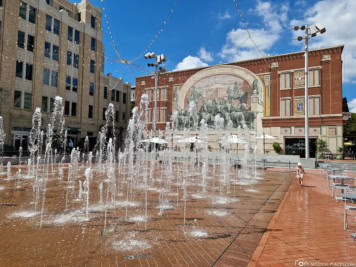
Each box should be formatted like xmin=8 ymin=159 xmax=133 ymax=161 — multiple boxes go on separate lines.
xmin=172 ymin=68 xmax=263 ymax=131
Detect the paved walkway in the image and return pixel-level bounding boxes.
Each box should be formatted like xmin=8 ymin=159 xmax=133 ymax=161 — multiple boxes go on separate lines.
xmin=248 ymin=170 xmax=356 ymax=266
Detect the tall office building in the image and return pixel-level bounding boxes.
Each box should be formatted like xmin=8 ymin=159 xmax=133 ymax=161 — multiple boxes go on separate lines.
xmin=0 ymin=0 xmax=131 ymax=150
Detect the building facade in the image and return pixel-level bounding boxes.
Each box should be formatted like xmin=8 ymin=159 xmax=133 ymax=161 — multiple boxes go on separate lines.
xmin=135 ymin=45 xmax=344 ymax=157
xmin=0 ymin=0 xmax=130 ymax=150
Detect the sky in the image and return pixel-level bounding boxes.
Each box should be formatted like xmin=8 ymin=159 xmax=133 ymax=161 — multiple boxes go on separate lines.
xmin=69 ymin=0 xmax=356 ymax=111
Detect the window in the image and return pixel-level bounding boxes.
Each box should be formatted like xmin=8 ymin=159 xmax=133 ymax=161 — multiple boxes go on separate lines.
xmin=50 ymin=98 xmax=54 ymax=112
xmin=64 ymin=101 xmax=70 ymax=115
xmin=104 ymin=86 xmax=108 ymax=99
xmin=42 ymin=97 xmax=48 ymax=112
xmin=29 ymin=6 xmax=36 ymax=24
xmin=14 ymin=91 xmax=22 ymax=108
xmin=27 ymin=34 xmax=35 ymax=52
xmin=72 ymin=78 xmax=78 ymax=92
xmin=25 ymin=64 xmax=33 ymax=81
xmin=88 ymin=105 xmax=93 ymax=119
xmin=309 ymin=96 xmax=320 ymax=115
xmin=46 ymin=0 xmax=53 ymax=5
xmin=91 ymin=15 xmax=96 ymax=29
xmin=68 ymin=26 xmax=73 ymax=41
xmin=280 ymin=73 xmax=291 ymax=90
xmin=24 ymin=93 xmax=32 ymax=109
xmin=147 ymin=109 xmax=152 ymax=122
xmin=281 ymin=98 xmax=291 ymax=116
xmin=16 ymin=61 xmax=23 ymax=78
xmin=46 ymin=15 xmax=52 ymax=32
xmin=91 ymin=38 xmax=96 ymax=51
xmin=122 ymin=112 xmax=126 ymax=121
xmin=74 ymin=54 xmax=79 ymax=68
xmin=43 ymin=68 xmax=50 ymax=85
xmin=66 ymin=76 xmax=71 ymax=90
xmin=103 ymin=108 xmax=106 ymax=120
xmin=17 ymin=31 xmax=25 ymax=49
xmin=51 ymin=71 xmax=58 ymax=87
xmin=52 ymin=45 xmax=59 ymax=61
xmin=74 ymin=30 xmax=80 ymax=44
xmin=89 ymin=82 xmax=94 ymax=96
xmin=19 ymin=2 xmax=27 ymax=20
xmin=77 ymin=13 xmax=81 ymax=22
xmin=44 ymin=42 xmax=51 ymax=58
xmin=147 ymin=89 xmax=152 ymax=102
xmin=123 ymin=93 xmax=127 ymax=104
xmin=71 ymin=102 xmax=77 ymax=116
xmin=111 ymin=90 xmax=115 ymax=101
xmin=115 ymin=111 xmax=119 ymax=122
xmin=90 ymin=60 xmax=95 ymax=73
xmin=308 ymin=69 xmax=320 ymax=87
xmin=160 ymin=108 xmax=167 ymax=122
xmin=115 ymin=90 xmax=120 ymax=102
xmin=53 ymin=18 xmax=60 ymax=35
xmin=161 ymin=88 xmax=167 ymax=100
xmin=0 ymin=0 xmax=3 ymax=7
xmin=67 ymin=51 xmax=72 ymax=65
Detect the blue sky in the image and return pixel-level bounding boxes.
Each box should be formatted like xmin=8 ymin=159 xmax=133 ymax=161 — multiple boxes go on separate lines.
xmin=69 ymin=0 xmax=356 ymax=110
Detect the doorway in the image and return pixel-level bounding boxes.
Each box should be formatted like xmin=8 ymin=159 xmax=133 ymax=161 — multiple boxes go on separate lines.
xmin=285 ymin=137 xmax=317 ymax=158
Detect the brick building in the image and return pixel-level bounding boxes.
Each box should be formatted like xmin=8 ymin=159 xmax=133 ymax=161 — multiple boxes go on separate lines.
xmin=135 ymin=45 xmax=344 ymax=157
xmin=0 ymin=0 xmax=131 ymax=151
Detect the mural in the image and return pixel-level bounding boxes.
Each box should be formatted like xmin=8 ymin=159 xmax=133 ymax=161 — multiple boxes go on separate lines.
xmin=173 ymin=74 xmax=260 ymax=130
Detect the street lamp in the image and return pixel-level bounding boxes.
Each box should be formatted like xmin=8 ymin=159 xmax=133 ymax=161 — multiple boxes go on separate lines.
xmin=145 ymin=52 xmax=167 ymax=137
xmin=293 ymin=24 xmax=326 ymax=159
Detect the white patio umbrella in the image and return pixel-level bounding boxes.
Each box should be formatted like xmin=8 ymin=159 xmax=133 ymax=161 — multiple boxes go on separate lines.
xmin=220 ymin=135 xmax=247 ymax=154
xmin=141 ymin=137 xmax=168 ymax=144
xmin=176 ymin=136 xmax=206 ymax=144
xmin=256 ymin=134 xmax=276 ymax=154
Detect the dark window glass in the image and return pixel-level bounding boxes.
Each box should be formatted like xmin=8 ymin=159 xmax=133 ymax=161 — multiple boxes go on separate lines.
xmin=116 ymin=90 xmax=120 ymax=102
xmin=24 ymin=93 xmax=32 ymax=109
xmin=72 ymin=78 xmax=78 ymax=92
xmin=66 ymin=76 xmax=71 ymax=90
xmin=88 ymin=105 xmax=93 ymax=119
xmin=19 ymin=2 xmax=27 ymax=20
xmin=25 ymin=63 xmax=33 ymax=81
xmin=91 ymin=15 xmax=95 ymax=29
xmin=27 ymin=34 xmax=35 ymax=52
xmin=111 ymin=89 xmax=115 ymax=101
xmin=29 ymin=6 xmax=36 ymax=24
xmin=77 ymin=13 xmax=81 ymax=22
xmin=46 ymin=0 xmax=52 ymax=6
xmin=59 ymin=6 xmax=64 ymax=11
xmin=122 ymin=112 xmax=126 ymax=121
xmin=52 ymin=45 xmax=59 ymax=61
xmin=67 ymin=51 xmax=72 ymax=65
xmin=103 ymin=108 xmax=106 ymax=120
xmin=43 ymin=68 xmax=50 ymax=85
xmin=74 ymin=54 xmax=79 ymax=68
xmin=64 ymin=101 xmax=70 ymax=115
xmin=16 ymin=61 xmax=23 ymax=78
xmin=104 ymin=86 xmax=108 ymax=99
xmin=0 ymin=0 xmax=3 ymax=7
xmin=51 ymin=71 xmax=57 ymax=87
xmin=50 ymin=98 xmax=54 ymax=112
xmin=74 ymin=30 xmax=80 ymax=44
xmin=42 ymin=96 xmax=48 ymax=112
xmin=68 ymin=26 xmax=73 ymax=41
xmin=89 ymin=82 xmax=94 ymax=96
xmin=90 ymin=60 xmax=95 ymax=73
xmin=14 ymin=91 xmax=22 ymax=108
xmin=91 ymin=38 xmax=96 ymax=51
xmin=53 ymin=18 xmax=60 ymax=35
xmin=123 ymin=93 xmax=127 ymax=104
xmin=17 ymin=31 xmax=25 ymax=49
xmin=115 ymin=111 xmax=119 ymax=122
xmin=44 ymin=42 xmax=51 ymax=58
xmin=71 ymin=102 xmax=77 ymax=116
xmin=46 ymin=15 xmax=52 ymax=31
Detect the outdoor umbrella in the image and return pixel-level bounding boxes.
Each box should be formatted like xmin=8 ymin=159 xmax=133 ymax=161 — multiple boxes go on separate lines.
xmin=220 ymin=135 xmax=247 ymax=154
xmin=176 ymin=136 xmax=206 ymax=144
xmin=256 ymin=134 xmax=276 ymax=154
xmin=141 ymin=137 xmax=168 ymax=144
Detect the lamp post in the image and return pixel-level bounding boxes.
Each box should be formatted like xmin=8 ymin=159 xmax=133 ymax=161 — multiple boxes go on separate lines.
xmin=293 ymin=24 xmax=326 ymax=159
xmin=145 ymin=52 xmax=167 ymax=137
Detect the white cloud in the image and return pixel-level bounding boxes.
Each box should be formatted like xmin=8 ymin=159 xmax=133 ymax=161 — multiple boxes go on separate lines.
xmin=219 ymin=0 xmax=288 ymax=62
xmin=348 ymin=98 xmax=356 ymax=113
xmin=198 ymin=47 xmax=213 ymax=62
xmin=174 ymin=56 xmax=208 ymax=71
xmin=294 ymin=0 xmax=356 ymax=83
xmin=217 ymin=11 xmax=232 ymax=20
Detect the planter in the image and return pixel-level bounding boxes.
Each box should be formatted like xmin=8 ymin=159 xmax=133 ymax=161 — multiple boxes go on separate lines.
xmin=316 ymin=153 xmax=323 ymax=159
xmin=336 ymin=155 xmax=343 ymax=160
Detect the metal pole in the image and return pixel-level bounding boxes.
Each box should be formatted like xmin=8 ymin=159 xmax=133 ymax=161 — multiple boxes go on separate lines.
xmin=304 ymin=26 xmax=309 ymax=159
xmin=153 ymin=64 xmax=158 ymax=137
